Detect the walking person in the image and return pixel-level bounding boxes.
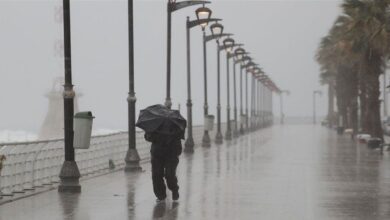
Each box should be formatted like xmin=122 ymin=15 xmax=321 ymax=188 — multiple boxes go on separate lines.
xmin=145 ymin=131 xmax=183 ymax=201
xmin=136 ymin=105 xmax=187 ymax=202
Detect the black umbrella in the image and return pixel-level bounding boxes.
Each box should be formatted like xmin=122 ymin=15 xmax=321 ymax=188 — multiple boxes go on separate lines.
xmin=136 ymin=104 xmax=187 ymax=137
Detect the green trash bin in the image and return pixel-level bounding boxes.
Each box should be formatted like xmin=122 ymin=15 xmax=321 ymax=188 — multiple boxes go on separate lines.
xmin=204 ymin=115 xmax=215 ymax=131
xmin=74 ymin=112 xmax=95 ymax=149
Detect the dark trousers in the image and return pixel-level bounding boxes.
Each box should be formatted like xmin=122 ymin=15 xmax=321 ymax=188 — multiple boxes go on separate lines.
xmin=151 ymin=154 xmax=179 ymax=199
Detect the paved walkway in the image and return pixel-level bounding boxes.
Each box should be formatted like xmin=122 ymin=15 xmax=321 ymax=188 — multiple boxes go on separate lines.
xmin=1 ymin=125 xmax=390 ymax=220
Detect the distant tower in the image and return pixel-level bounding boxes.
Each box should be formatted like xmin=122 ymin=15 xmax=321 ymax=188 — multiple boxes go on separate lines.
xmin=38 ymin=3 xmax=80 ymax=140
xmin=38 ymin=77 xmax=81 ymax=140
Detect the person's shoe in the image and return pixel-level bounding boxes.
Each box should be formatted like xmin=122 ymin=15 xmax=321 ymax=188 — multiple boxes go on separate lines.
xmin=156 ymin=198 xmax=166 ymax=203
xmin=172 ymin=191 xmax=179 ymax=201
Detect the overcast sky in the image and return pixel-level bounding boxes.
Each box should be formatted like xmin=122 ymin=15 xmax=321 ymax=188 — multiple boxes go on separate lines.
xmin=0 ymin=0 xmax=342 ymax=133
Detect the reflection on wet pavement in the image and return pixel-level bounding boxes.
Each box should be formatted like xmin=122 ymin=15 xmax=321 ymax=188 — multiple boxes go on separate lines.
xmin=1 ymin=125 xmax=390 ymax=219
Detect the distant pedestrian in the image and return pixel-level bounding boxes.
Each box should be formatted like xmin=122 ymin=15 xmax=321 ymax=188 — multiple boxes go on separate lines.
xmin=136 ymin=105 xmax=187 ymax=202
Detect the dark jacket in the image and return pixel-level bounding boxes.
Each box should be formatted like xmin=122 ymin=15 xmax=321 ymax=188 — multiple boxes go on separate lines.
xmin=145 ymin=132 xmax=182 ymax=157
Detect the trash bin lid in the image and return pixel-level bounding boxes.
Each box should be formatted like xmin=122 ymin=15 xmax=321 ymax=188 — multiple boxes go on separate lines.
xmin=74 ymin=111 xmax=94 ymax=119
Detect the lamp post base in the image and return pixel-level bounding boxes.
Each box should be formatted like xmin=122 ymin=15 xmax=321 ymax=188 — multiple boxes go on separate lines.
xmin=233 ymin=129 xmax=239 ymax=138
xmin=58 ymin=161 xmax=81 ymax=193
xmin=239 ymin=126 xmax=245 ymax=135
xmin=124 ymin=148 xmax=142 ymax=172
xmin=202 ymin=131 xmax=211 ymax=147
xmin=184 ymin=137 xmax=195 ymax=153
xmin=215 ymin=132 xmax=223 ymax=144
xmin=225 ymin=130 xmax=232 ymax=141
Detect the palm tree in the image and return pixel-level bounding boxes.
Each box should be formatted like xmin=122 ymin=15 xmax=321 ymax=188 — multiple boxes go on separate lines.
xmin=341 ymin=0 xmax=390 ymax=139
xmin=319 ymin=70 xmax=336 ymax=128
xmin=317 ymin=0 xmax=390 ymax=139
xmin=317 ymin=16 xmax=360 ymax=133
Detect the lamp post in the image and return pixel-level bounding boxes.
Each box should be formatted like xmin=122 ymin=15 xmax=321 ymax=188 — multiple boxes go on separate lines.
xmin=254 ymin=68 xmax=261 ymax=130
xmin=124 ymin=0 xmax=142 ymax=172
xmin=263 ymin=84 xmax=269 ymax=126
xmin=234 ymin=48 xmax=247 ymax=135
xmin=259 ymin=75 xmax=268 ymax=127
xmin=238 ymin=56 xmax=251 ymax=134
xmin=58 ymin=0 xmax=81 ymax=193
xmin=165 ymin=0 xmax=210 ymax=108
xmin=258 ymin=79 xmax=263 ymax=127
xmin=257 ymin=72 xmax=266 ymax=129
xmin=183 ymin=6 xmax=219 ymax=153
xmin=221 ymin=39 xmax=242 ymax=140
xmin=265 ymin=81 xmax=272 ymax=126
xmin=313 ymin=90 xmax=322 ymax=124
xmin=223 ymin=38 xmax=234 ymax=141
xmin=255 ymin=69 xmax=265 ymax=129
xmin=215 ymin=40 xmax=223 ymax=144
xmin=244 ymin=61 xmax=257 ymax=132
xmin=228 ymin=48 xmax=245 ymax=138
xmin=201 ymin=24 xmax=230 ymax=147
xmin=257 ymin=78 xmax=261 ymax=129
xmin=254 ymin=72 xmax=259 ymax=130
xmin=250 ymin=73 xmax=256 ymax=131
xmin=213 ymin=34 xmax=226 ymax=144
xmin=279 ymin=90 xmax=290 ymax=125
xmin=259 ymin=79 xmax=265 ymax=128
xmin=230 ymin=51 xmax=238 ymax=137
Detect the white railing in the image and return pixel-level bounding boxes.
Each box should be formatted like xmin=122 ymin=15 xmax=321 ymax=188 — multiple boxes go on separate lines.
xmin=0 ymin=123 xmax=233 ymax=198
xmin=0 ymin=132 xmax=135 ymax=196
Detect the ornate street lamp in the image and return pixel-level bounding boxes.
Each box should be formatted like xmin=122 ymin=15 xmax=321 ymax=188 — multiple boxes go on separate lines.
xmin=58 ymin=0 xmax=80 ymax=193
xmin=210 ymin=22 xmax=224 ymax=37
xmin=242 ymin=56 xmax=251 ymax=66
xmin=254 ymin=69 xmax=266 ymax=129
xmin=165 ymin=0 xmax=210 ymax=108
xmin=243 ymin=61 xmax=257 ymax=132
xmin=210 ymin=23 xmax=231 ymax=144
xmin=201 ymin=22 xmax=230 ymax=147
xmin=196 ymin=4 xmax=212 ymax=30
xmin=223 ymin=38 xmax=235 ymax=52
xmin=251 ymin=67 xmax=261 ymax=130
xmin=124 ymin=0 xmax=142 ymax=172
xmin=235 ymin=50 xmax=250 ymax=135
xmin=230 ymin=47 xmax=246 ymax=137
xmin=184 ymin=13 xmax=221 ymax=153
xmin=261 ymin=79 xmax=270 ymax=127
xmin=250 ymin=69 xmax=257 ymax=131
xmin=262 ymin=78 xmax=274 ymax=127
xmin=220 ymin=39 xmax=244 ymax=139
xmin=235 ymin=48 xmax=245 ymax=61
xmin=222 ymin=37 xmax=235 ymax=140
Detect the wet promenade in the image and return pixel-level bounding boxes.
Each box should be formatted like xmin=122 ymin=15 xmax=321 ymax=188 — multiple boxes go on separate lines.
xmin=1 ymin=125 xmax=390 ymax=220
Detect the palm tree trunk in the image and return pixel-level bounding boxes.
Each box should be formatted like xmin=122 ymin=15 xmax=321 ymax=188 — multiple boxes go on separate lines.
xmin=359 ymin=80 xmax=369 ymax=133
xmin=366 ymin=74 xmax=383 ymax=139
xmin=359 ymin=59 xmax=370 ymax=134
xmin=328 ymin=81 xmax=335 ymax=128
xmin=350 ymin=83 xmax=359 ymax=135
xmin=335 ymin=77 xmax=348 ymax=129
xmin=365 ymin=51 xmax=384 ymax=139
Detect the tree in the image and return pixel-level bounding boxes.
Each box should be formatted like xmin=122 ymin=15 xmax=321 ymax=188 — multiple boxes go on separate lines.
xmin=317 ymin=0 xmax=390 ymax=139
xmin=341 ymin=0 xmax=390 ymax=139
